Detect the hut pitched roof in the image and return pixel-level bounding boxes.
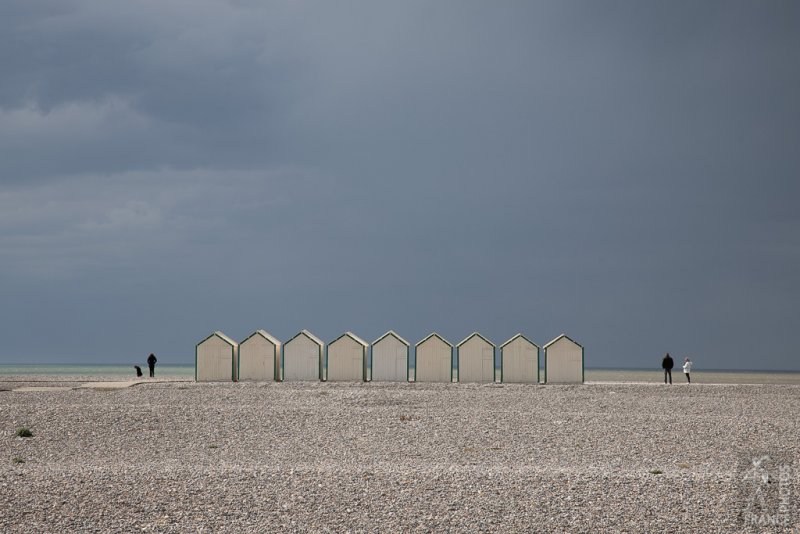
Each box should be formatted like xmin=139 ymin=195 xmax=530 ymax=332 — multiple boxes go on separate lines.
xmin=373 ymin=330 xmax=410 ymax=346
xmin=416 ymin=332 xmax=453 ymax=348
xmin=197 ymin=330 xmax=238 ymax=348
xmin=500 ymin=333 xmax=539 ymax=349
xmin=286 ymin=329 xmax=324 ymax=347
xmin=330 ymin=331 xmax=369 ymax=347
xmin=457 ymin=332 xmax=495 ymax=348
xmin=543 ymin=333 xmax=583 ymax=349
xmin=242 ymin=329 xmax=281 ymax=347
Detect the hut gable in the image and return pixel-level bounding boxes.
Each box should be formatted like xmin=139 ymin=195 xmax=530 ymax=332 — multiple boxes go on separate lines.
xmin=372 ymin=331 xmax=410 ymax=382
xmin=327 ymin=332 xmax=369 ymax=382
xmin=239 ymin=329 xmax=281 ymax=381
xmin=500 ymin=333 xmax=539 ymax=384
xmin=415 ymin=333 xmax=453 ymax=383
xmin=195 ymin=331 xmax=239 ymax=382
xmin=456 ymin=332 xmax=495 ymax=383
xmin=543 ymin=333 xmax=584 ymax=384
xmin=283 ymin=329 xmax=324 ymax=381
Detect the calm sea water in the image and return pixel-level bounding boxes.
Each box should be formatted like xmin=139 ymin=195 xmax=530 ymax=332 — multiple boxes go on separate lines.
xmin=0 ymin=365 xmax=798 ymax=384
xmin=584 ymin=368 xmax=800 ymax=385
xmin=0 ymin=364 xmax=194 ymax=378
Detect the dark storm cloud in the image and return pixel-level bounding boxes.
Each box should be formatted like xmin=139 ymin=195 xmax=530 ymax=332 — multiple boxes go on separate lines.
xmin=0 ymin=1 xmax=798 ymax=369
xmin=0 ymin=1 xmax=306 ymax=180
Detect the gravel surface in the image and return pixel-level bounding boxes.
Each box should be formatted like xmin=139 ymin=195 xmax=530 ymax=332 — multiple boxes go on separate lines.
xmin=1 ymin=380 xmax=799 ymax=532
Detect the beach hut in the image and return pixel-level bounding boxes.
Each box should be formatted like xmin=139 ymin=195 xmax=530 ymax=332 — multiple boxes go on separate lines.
xmin=371 ymin=331 xmax=410 ymax=382
xmin=283 ymin=330 xmax=324 ymax=381
xmin=327 ymin=332 xmax=368 ymax=382
xmin=456 ymin=332 xmax=496 ymax=383
xmin=500 ymin=334 xmax=539 ymax=384
xmin=238 ymin=330 xmax=281 ymax=381
xmin=415 ymin=333 xmax=453 ymax=382
xmin=195 ymin=331 xmax=239 ymax=382
xmin=543 ymin=334 xmax=584 ymax=384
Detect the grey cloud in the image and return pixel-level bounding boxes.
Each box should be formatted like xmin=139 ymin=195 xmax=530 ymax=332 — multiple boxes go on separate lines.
xmin=0 ymin=1 xmax=798 ymax=369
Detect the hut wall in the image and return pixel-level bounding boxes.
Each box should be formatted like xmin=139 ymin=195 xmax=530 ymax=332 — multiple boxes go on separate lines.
xmin=546 ymin=339 xmax=583 ymax=383
xmin=197 ymin=335 xmax=236 ymax=382
xmin=501 ymin=337 xmax=538 ymax=383
xmin=372 ymin=336 xmax=408 ymax=382
xmin=327 ymin=336 xmax=366 ymax=381
xmin=457 ymin=336 xmax=495 ymax=383
xmin=415 ymin=337 xmax=452 ymax=382
xmin=239 ymin=335 xmax=276 ymax=381
xmin=284 ymin=335 xmax=321 ymax=381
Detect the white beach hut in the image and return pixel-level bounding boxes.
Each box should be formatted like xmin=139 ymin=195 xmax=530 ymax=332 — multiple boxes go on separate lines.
xmin=283 ymin=330 xmax=324 ymax=381
xmin=543 ymin=334 xmax=584 ymax=384
xmin=415 ymin=333 xmax=453 ymax=382
xmin=238 ymin=330 xmax=281 ymax=381
xmin=456 ymin=332 xmax=496 ymax=383
xmin=195 ymin=331 xmax=239 ymax=382
xmin=371 ymin=331 xmax=410 ymax=382
xmin=500 ymin=334 xmax=539 ymax=384
xmin=327 ymin=332 xmax=368 ymax=382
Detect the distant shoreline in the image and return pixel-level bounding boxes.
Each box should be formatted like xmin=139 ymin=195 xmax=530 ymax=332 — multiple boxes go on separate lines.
xmin=1 ymin=365 xmax=799 ymax=385
xmin=587 ymin=366 xmax=800 ymax=374
xmin=1 ymin=364 xmax=798 ymax=373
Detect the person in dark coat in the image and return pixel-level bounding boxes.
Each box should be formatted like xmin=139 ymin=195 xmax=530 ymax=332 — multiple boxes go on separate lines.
xmin=147 ymin=353 xmax=157 ymax=378
xmin=134 ymin=365 xmax=143 ymax=377
xmin=662 ymin=353 xmax=674 ymax=384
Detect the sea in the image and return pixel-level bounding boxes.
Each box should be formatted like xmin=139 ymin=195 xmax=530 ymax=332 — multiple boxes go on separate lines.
xmin=0 ymin=364 xmax=194 ymax=378
xmin=0 ymin=364 xmax=798 ymax=384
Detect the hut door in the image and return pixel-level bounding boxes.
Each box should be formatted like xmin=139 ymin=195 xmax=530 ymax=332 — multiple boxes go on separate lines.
xmin=570 ymin=349 xmax=582 ymax=381
xmin=525 ymin=349 xmax=536 ymax=382
xmin=307 ymin=349 xmax=319 ymax=379
xmin=394 ymin=347 xmax=406 ymax=380
xmin=442 ymin=348 xmax=452 ymax=381
xmin=482 ymin=347 xmax=494 ymax=381
xmin=350 ymin=347 xmax=362 ymax=379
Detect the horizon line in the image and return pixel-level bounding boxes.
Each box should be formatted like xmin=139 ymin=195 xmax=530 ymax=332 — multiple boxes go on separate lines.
xmin=0 ymin=363 xmax=799 ymax=374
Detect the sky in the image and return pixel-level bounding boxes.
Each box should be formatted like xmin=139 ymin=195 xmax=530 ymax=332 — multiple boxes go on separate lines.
xmin=1 ymin=1 xmax=799 ymax=370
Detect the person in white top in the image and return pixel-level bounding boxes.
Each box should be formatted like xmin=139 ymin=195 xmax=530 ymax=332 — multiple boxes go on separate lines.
xmin=683 ymin=357 xmax=692 ymax=383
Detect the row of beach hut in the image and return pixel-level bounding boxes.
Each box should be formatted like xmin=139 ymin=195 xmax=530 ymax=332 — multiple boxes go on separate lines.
xmin=196 ymin=330 xmax=584 ymax=384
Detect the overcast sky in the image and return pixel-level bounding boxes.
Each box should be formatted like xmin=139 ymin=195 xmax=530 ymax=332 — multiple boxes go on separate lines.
xmin=1 ymin=1 xmax=798 ymax=370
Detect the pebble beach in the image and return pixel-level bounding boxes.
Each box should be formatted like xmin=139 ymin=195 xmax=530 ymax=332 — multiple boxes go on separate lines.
xmin=2 ymin=378 xmax=799 ymax=533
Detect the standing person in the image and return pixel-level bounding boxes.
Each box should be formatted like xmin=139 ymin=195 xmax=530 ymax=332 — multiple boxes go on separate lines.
xmin=683 ymin=357 xmax=692 ymax=383
xmin=662 ymin=353 xmax=674 ymax=384
xmin=147 ymin=353 xmax=157 ymax=378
